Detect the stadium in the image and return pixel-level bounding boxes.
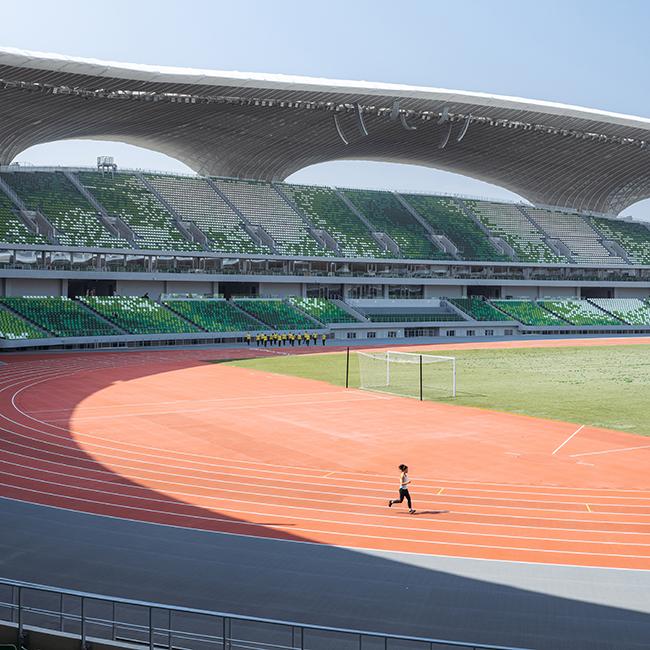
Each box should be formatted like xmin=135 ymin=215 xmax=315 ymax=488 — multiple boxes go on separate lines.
xmin=1 ymin=39 xmax=650 ymax=650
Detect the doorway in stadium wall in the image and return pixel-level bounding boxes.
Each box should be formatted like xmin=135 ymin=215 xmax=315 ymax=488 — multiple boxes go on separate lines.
xmin=68 ymin=279 xmax=116 ymax=298
xmin=219 ymin=282 xmax=259 ymax=299
xmin=467 ymin=285 xmax=501 ymax=298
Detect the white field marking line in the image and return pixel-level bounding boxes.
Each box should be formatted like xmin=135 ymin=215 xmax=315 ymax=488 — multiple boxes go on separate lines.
xmin=5 ymin=451 xmax=649 ymax=529
xmin=4 ymin=446 xmax=650 ymax=521
xmin=9 ymin=359 xmax=650 ymax=495
xmin=7 ymin=433 xmax=650 ymax=509
xmin=4 ymin=487 xmax=650 ymax=561
xmin=4 ymin=496 xmax=650 ymax=574
xmin=9 ymin=396 xmax=650 ymax=504
xmin=4 ymin=457 xmax=650 ymax=536
xmin=552 ymin=425 xmax=585 ymax=456
xmin=570 ymin=444 xmax=650 ymax=458
xmin=5 ymin=428 xmax=650 ymax=510
xmin=4 ymin=473 xmax=650 ymax=548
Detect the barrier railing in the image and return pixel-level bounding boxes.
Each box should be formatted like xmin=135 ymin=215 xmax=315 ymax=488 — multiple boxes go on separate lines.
xmin=0 ymin=578 xmax=530 ymax=650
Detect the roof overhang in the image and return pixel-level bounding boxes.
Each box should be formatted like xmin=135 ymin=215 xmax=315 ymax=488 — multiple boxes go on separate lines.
xmin=1 ymin=46 xmax=650 ymax=214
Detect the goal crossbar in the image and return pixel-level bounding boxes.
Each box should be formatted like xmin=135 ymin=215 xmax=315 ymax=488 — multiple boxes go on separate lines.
xmin=356 ymin=349 xmax=457 ymax=398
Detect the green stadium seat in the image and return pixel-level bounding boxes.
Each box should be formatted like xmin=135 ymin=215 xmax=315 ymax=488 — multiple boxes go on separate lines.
xmin=79 ymin=296 xmax=201 ymax=334
xmin=163 ymin=299 xmax=263 ymax=331
xmin=539 ymin=299 xmax=624 ymax=325
xmin=447 ymin=298 xmax=513 ymax=321
xmin=77 ymin=172 xmax=201 ymax=252
xmin=589 ymin=217 xmax=650 ymax=265
xmin=342 ymin=189 xmax=450 ymax=260
xmin=212 ymin=178 xmax=331 ymax=257
xmin=401 ymin=195 xmax=507 ymax=261
xmin=588 ymin=298 xmax=650 ymax=325
xmin=0 ymin=306 xmax=47 ymax=339
xmin=234 ymin=299 xmax=318 ymax=329
xmin=145 ymin=175 xmax=268 ymax=254
xmin=0 ymin=297 xmax=120 ymax=337
xmin=287 ymin=297 xmax=360 ymax=324
xmin=279 ymin=184 xmax=388 ymax=258
xmin=1 ymin=171 xmax=129 ymax=248
xmin=0 ymin=192 xmax=48 ymax=245
xmin=491 ymin=300 xmax=567 ymax=325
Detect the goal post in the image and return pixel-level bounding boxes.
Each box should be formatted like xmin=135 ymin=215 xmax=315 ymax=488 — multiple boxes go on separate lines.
xmin=356 ymin=350 xmax=456 ymax=400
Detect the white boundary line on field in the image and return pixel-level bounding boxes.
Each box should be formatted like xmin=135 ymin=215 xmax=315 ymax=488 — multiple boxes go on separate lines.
xmin=552 ymin=425 xmax=584 ymax=456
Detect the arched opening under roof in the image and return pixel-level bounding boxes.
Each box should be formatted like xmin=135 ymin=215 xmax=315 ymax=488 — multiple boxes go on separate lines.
xmin=11 ymin=140 xmax=195 ymax=175
xmin=286 ymin=160 xmax=529 ymax=205
xmin=620 ymin=198 xmax=650 ymax=223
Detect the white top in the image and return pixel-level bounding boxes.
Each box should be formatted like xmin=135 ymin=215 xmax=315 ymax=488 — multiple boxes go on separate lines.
xmin=400 ymin=473 xmax=410 ymax=490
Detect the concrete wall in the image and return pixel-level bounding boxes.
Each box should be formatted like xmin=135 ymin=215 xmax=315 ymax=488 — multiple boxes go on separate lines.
xmin=4 ymin=278 xmax=66 ymax=296
xmin=423 ymin=285 xmax=464 ymax=298
xmin=116 ymin=280 xmax=166 ymax=299
xmin=164 ymin=280 xmax=215 ymax=295
xmin=501 ymin=285 xmax=539 ymax=299
xmin=614 ymin=286 xmax=650 ymax=298
xmin=537 ymin=286 xmax=579 ymax=299
xmin=259 ymin=282 xmax=302 ymax=297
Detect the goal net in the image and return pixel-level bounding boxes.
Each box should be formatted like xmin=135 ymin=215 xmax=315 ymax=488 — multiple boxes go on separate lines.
xmin=356 ymin=350 xmax=456 ymax=399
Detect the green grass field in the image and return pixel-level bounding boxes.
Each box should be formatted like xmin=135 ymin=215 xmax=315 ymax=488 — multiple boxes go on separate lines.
xmin=227 ymin=344 xmax=650 ymax=436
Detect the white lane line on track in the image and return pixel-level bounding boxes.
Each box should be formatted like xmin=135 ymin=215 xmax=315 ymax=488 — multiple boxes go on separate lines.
xmin=9 ymin=361 xmax=650 ymax=494
xmin=3 ymin=448 xmax=648 ymax=528
xmin=3 ymin=487 xmax=650 ymax=560
xmin=3 ymin=469 xmax=650 ymax=545
xmin=552 ymin=425 xmax=585 ymax=456
xmin=3 ymin=455 xmax=649 ymax=534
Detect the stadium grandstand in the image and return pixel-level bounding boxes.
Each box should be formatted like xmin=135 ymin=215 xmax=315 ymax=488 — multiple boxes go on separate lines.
xmin=0 ymin=46 xmax=647 ymax=351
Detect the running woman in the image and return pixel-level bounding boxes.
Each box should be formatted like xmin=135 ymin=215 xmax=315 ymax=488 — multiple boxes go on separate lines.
xmin=388 ymin=464 xmax=415 ymax=513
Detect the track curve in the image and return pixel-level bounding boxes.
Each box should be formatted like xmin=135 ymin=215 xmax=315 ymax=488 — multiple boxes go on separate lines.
xmin=1 ymin=345 xmax=650 ymax=570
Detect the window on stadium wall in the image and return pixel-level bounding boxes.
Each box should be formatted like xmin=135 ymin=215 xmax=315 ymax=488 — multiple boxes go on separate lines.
xmin=347 ymin=284 xmax=383 ymax=299
xmin=388 ymin=285 xmax=424 ymax=299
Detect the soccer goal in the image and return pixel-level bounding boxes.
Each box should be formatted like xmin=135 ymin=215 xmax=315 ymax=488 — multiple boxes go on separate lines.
xmin=356 ymin=350 xmax=456 ymax=399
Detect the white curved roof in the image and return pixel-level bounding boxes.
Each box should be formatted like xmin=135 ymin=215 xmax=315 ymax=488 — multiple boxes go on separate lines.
xmin=0 ymin=46 xmax=649 ymax=213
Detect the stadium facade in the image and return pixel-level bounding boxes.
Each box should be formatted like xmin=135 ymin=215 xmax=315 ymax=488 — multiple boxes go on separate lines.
xmin=0 ymin=48 xmax=649 ymax=349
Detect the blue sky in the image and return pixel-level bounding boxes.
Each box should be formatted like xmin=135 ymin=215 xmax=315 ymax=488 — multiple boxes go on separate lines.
xmin=2 ymin=0 xmax=650 ymax=218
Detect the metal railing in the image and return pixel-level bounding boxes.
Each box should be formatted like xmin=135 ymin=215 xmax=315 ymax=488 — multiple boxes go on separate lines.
xmin=0 ymin=578 xmax=530 ymax=650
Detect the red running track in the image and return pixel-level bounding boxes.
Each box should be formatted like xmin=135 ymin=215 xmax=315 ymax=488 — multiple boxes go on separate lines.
xmin=1 ymin=340 xmax=650 ymax=570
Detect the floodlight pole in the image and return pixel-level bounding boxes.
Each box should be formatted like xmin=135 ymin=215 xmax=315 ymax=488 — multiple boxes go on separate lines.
xmin=419 ymin=355 xmax=423 ymax=401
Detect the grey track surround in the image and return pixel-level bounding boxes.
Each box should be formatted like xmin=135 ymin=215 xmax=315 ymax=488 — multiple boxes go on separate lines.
xmin=1 ymin=48 xmax=650 ymax=215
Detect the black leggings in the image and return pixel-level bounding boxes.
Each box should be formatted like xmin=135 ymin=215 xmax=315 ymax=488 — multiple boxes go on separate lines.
xmin=394 ymin=488 xmax=412 ymax=509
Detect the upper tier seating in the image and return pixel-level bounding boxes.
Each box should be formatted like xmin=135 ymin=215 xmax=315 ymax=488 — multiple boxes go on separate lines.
xmin=589 ymin=217 xmax=650 ymax=265
xmin=524 ymin=208 xmax=625 ymax=265
xmin=234 ymin=299 xmax=318 ymax=329
xmin=80 ymin=296 xmax=200 ymax=334
xmin=1 ymin=172 xmax=129 ymax=248
xmin=401 ymin=195 xmax=506 ymax=261
xmin=212 ymin=179 xmax=330 ymax=257
xmin=287 ymin=297 xmax=360 ymax=324
xmin=365 ymin=312 xmax=460 ymax=322
xmin=279 ymin=184 xmax=387 ymax=258
xmin=539 ymin=299 xmax=624 ymax=325
xmin=465 ymin=200 xmax=565 ymax=263
xmin=0 ymin=306 xmax=47 ymax=339
xmin=491 ymin=300 xmax=567 ymax=326
xmin=163 ymin=299 xmax=262 ymax=331
xmin=588 ymin=298 xmax=650 ymax=326
xmin=77 ymin=173 xmax=200 ymax=251
xmin=0 ymin=297 xmax=120 ymax=337
xmin=145 ymin=175 xmax=267 ymax=254
xmin=0 ymin=191 xmax=47 ymax=245
xmin=447 ymin=297 xmax=513 ymax=321
xmin=343 ymin=189 xmax=449 ymax=260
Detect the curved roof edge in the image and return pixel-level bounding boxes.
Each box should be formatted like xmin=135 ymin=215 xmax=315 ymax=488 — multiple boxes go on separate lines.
xmin=1 ymin=46 xmax=649 ymax=132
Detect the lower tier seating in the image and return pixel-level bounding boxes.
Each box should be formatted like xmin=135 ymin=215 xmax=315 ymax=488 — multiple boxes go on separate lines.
xmin=234 ymin=299 xmax=318 ymax=329
xmin=79 ymin=296 xmax=200 ymax=334
xmin=0 ymin=307 xmax=47 ymax=339
xmin=588 ymin=298 xmax=650 ymax=326
xmin=287 ymin=297 xmax=360 ymax=324
xmin=447 ymin=298 xmax=513 ymax=321
xmin=163 ymin=299 xmax=262 ymax=331
xmin=539 ymin=299 xmax=624 ymax=326
xmin=0 ymin=297 xmax=120 ymax=337
xmin=491 ymin=300 xmax=568 ymax=326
